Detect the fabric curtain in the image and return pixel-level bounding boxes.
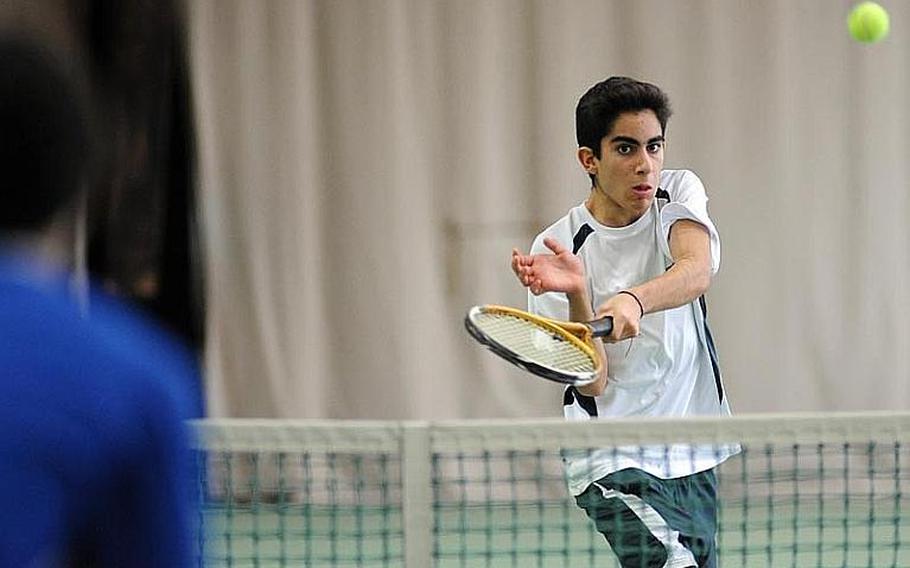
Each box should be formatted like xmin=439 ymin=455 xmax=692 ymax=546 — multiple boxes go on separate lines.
xmin=190 ymin=0 xmax=910 ymax=419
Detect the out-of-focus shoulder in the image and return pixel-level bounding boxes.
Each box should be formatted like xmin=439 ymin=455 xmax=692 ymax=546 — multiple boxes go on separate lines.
xmin=86 ymin=289 xmax=202 ymax=417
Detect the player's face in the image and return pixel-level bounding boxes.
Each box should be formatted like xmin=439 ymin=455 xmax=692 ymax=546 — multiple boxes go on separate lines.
xmin=581 ymin=110 xmax=664 ymax=226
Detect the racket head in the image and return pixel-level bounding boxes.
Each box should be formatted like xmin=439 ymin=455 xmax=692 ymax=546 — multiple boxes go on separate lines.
xmin=464 ymin=305 xmax=601 ymax=386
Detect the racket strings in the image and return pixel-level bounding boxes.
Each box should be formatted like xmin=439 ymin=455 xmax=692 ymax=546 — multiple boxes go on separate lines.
xmin=474 ymin=312 xmax=595 ymax=373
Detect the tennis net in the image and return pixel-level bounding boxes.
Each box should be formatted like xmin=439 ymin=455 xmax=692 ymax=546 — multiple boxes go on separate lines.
xmin=191 ymin=412 xmax=910 ymax=567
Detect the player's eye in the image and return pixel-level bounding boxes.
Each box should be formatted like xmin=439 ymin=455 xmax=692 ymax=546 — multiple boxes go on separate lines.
xmin=616 ymin=144 xmax=633 ymax=155
xmin=647 ymin=142 xmax=663 ymax=154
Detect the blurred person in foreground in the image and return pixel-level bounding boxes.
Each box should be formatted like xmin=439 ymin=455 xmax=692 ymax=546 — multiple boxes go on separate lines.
xmin=0 ymin=37 xmax=198 ymax=567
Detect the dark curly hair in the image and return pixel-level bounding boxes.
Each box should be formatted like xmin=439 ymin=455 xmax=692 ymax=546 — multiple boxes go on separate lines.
xmin=576 ymin=76 xmax=672 ymax=164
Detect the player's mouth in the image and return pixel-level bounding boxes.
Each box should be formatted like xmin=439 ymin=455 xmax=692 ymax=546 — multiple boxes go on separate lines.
xmin=631 ymin=184 xmax=653 ymax=198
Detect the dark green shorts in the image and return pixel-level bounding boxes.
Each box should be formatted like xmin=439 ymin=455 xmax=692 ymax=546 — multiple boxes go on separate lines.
xmin=575 ymin=468 xmax=718 ymax=568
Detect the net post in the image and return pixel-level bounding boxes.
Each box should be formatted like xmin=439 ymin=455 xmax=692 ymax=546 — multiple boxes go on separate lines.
xmin=401 ymin=421 xmax=432 ymax=568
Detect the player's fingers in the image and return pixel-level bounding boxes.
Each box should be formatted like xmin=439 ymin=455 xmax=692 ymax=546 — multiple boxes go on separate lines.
xmin=594 ymin=308 xmax=619 ymax=342
xmin=542 ymin=237 xmax=567 ymax=256
xmin=510 ymin=250 xmax=522 ymax=275
xmin=596 ymin=313 xmax=633 ymax=343
xmin=515 ymin=251 xmax=533 ymax=268
xmin=512 ymin=262 xmax=530 ymax=287
xmin=611 ymin=321 xmax=640 ymax=342
xmin=605 ymin=325 xmax=623 ymax=343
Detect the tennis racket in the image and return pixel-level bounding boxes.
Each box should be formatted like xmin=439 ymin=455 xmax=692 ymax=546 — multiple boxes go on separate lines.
xmin=464 ymin=304 xmax=613 ymax=386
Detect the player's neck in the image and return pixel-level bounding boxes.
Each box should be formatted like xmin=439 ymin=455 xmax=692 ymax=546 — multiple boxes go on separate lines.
xmin=0 ymin=217 xmax=76 ymax=277
xmin=585 ymin=188 xmax=645 ymax=228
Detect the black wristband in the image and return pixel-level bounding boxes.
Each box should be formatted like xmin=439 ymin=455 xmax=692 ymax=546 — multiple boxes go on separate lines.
xmin=617 ymin=290 xmax=644 ymax=318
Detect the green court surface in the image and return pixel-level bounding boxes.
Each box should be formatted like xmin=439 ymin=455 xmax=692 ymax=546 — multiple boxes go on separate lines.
xmin=199 ymin=499 xmax=909 ymax=567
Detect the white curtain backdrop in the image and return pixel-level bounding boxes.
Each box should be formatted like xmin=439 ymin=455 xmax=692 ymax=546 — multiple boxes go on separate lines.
xmin=190 ymin=0 xmax=910 ymax=419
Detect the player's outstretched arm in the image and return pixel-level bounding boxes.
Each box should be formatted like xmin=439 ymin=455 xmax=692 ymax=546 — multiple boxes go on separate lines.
xmin=595 ymin=219 xmax=712 ymax=341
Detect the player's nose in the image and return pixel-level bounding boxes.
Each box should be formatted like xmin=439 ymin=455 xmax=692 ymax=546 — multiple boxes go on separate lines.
xmin=634 ymin=149 xmax=653 ymax=174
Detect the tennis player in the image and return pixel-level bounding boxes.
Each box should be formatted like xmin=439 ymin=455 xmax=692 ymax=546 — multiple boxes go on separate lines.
xmin=0 ymin=38 xmax=199 ymax=566
xmin=512 ymin=77 xmax=736 ymax=567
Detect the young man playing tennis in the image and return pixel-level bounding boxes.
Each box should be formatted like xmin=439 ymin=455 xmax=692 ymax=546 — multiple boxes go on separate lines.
xmin=512 ymin=76 xmax=735 ymax=567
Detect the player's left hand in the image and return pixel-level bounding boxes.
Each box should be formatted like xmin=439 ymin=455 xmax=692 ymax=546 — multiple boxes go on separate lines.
xmin=511 ymin=238 xmax=586 ymax=296
xmin=595 ymin=293 xmax=642 ymax=342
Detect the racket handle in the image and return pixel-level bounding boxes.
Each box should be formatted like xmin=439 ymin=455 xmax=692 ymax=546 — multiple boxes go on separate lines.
xmin=587 ymin=316 xmax=613 ymax=338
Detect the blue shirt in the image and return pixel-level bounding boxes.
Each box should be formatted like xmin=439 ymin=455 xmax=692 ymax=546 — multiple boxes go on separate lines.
xmin=0 ymin=252 xmax=200 ymax=567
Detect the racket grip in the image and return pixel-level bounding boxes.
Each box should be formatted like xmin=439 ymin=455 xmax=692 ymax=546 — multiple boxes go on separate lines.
xmin=588 ymin=316 xmax=613 ymax=338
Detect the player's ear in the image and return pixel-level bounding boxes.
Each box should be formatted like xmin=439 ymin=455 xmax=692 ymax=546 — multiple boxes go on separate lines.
xmin=577 ymin=147 xmax=597 ymax=174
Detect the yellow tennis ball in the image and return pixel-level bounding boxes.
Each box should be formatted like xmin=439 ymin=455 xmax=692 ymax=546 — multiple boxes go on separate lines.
xmin=848 ymin=2 xmax=890 ymax=44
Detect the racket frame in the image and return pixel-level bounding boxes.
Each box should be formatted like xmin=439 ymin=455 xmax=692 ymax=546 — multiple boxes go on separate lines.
xmin=464 ymin=304 xmax=602 ymax=386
